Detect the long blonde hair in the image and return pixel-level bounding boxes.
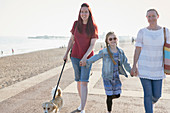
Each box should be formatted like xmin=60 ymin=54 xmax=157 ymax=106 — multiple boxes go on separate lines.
xmin=105 ymin=32 xmax=117 ymax=65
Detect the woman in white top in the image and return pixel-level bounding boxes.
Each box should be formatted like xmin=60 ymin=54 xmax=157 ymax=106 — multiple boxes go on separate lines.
xmin=131 ymin=9 xmax=169 ymax=113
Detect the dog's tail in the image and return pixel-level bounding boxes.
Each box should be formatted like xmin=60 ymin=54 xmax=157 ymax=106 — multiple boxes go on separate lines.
xmin=51 ymin=87 xmax=62 ymax=98
xmin=57 ymin=88 xmax=62 ymax=96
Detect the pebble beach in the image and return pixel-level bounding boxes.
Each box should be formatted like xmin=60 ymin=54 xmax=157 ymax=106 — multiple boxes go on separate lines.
xmin=0 ymin=42 xmax=104 ymax=89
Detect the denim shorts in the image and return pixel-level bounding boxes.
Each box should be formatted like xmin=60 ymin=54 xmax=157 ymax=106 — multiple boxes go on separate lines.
xmin=71 ymin=57 xmax=92 ymax=82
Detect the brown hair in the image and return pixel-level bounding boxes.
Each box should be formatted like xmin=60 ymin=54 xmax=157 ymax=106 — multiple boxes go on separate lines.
xmin=146 ymin=9 xmax=159 ymax=16
xmin=77 ymin=3 xmax=97 ymax=38
xmin=105 ymin=32 xmax=117 ymax=65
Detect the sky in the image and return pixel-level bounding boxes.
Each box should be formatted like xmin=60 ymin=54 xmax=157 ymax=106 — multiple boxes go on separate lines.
xmin=0 ymin=0 xmax=170 ymax=37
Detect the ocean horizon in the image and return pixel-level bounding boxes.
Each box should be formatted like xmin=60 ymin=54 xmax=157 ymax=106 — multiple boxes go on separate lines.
xmin=0 ymin=36 xmax=71 ymax=57
xmin=0 ymin=35 xmax=131 ymax=57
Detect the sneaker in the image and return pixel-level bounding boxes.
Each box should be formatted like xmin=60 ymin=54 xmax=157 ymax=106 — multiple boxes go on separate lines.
xmin=77 ymin=104 xmax=81 ymax=112
xmin=81 ymin=110 xmax=85 ymax=113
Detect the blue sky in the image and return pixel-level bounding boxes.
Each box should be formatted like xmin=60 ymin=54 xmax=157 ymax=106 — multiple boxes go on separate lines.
xmin=0 ymin=0 xmax=170 ymax=37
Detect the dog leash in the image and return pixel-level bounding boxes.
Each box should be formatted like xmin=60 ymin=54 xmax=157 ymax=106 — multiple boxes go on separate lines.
xmin=52 ymin=60 xmax=66 ymax=100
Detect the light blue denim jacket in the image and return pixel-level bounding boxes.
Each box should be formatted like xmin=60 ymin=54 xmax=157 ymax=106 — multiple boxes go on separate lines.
xmin=86 ymin=46 xmax=131 ymax=80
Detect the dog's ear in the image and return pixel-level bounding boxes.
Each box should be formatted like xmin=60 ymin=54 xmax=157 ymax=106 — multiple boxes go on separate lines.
xmin=42 ymin=103 xmax=46 ymax=111
xmin=42 ymin=103 xmax=45 ymax=107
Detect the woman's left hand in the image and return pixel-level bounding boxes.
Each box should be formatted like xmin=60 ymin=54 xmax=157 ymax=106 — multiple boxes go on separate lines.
xmin=131 ymin=65 xmax=138 ymax=77
xmin=80 ymin=57 xmax=87 ymax=66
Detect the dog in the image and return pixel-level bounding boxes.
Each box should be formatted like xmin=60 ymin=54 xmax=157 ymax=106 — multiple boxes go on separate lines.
xmin=42 ymin=87 xmax=63 ymax=113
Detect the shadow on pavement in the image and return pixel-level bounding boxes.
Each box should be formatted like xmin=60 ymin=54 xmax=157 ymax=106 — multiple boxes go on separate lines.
xmin=70 ymin=109 xmax=81 ymax=113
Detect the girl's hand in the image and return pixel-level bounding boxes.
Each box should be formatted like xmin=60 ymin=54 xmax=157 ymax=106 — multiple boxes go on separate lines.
xmin=81 ymin=61 xmax=87 ymax=66
xmin=79 ymin=57 xmax=87 ymax=66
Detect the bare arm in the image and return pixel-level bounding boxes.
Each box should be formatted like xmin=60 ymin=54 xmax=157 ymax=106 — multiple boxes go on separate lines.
xmin=63 ymin=34 xmax=74 ymax=61
xmin=79 ymin=38 xmax=97 ymax=66
xmin=131 ymin=47 xmax=141 ymax=76
xmin=133 ymin=47 xmax=141 ymax=67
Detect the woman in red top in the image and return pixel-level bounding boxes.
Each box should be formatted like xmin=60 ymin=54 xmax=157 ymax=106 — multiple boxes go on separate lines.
xmin=63 ymin=3 xmax=98 ymax=113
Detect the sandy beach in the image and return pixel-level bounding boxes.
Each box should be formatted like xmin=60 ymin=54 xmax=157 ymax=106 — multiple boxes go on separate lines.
xmin=0 ymin=42 xmax=104 ymax=89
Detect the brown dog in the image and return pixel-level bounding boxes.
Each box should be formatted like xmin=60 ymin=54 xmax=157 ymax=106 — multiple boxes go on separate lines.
xmin=42 ymin=87 xmax=63 ymax=113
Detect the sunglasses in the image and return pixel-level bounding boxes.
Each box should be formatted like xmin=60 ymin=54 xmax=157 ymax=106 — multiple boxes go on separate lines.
xmin=109 ymin=37 xmax=117 ymax=41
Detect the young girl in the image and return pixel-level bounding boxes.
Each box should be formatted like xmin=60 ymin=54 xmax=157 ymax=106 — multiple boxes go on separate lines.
xmin=81 ymin=32 xmax=132 ymax=113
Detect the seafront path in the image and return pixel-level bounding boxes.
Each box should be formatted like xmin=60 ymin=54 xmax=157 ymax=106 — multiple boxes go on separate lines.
xmin=0 ymin=42 xmax=170 ymax=113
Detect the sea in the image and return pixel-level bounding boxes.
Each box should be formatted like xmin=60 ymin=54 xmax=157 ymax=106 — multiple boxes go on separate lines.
xmin=0 ymin=36 xmax=106 ymax=57
xmin=0 ymin=36 xmax=71 ymax=57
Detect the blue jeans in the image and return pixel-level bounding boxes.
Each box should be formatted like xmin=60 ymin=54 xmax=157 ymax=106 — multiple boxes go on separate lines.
xmin=71 ymin=57 xmax=92 ymax=82
xmin=140 ymin=78 xmax=162 ymax=113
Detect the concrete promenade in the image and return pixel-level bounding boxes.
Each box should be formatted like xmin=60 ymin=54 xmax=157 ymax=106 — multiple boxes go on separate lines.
xmin=0 ymin=43 xmax=170 ymax=113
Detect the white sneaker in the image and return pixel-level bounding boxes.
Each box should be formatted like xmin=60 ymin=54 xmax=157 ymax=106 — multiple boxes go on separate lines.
xmin=81 ymin=110 xmax=85 ymax=113
xmin=77 ymin=104 xmax=81 ymax=111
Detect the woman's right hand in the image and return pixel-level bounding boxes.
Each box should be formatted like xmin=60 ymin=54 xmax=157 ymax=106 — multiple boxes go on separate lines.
xmin=63 ymin=54 xmax=68 ymax=62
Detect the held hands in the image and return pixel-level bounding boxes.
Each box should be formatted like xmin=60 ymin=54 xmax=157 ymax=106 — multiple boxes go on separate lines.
xmin=79 ymin=57 xmax=87 ymax=66
xmin=130 ymin=65 xmax=139 ymax=77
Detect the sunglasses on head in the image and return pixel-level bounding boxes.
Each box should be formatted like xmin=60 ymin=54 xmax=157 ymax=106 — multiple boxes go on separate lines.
xmin=109 ymin=37 xmax=117 ymax=41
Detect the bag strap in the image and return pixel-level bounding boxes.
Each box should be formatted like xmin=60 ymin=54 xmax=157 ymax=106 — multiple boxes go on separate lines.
xmin=163 ymin=27 xmax=166 ymax=67
xmin=163 ymin=27 xmax=166 ymax=44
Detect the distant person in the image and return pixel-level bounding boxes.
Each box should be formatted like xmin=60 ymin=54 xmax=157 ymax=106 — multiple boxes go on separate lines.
xmin=1 ymin=50 xmax=3 ymax=55
xmin=101 ymin=44 xmax=103 ymax=50
xmin=131 ymin=37 xmax=135 ymax=44
xmin=63 ymin=3 xmax=98 ymax=113
xmin=12 ymin=48 xmax=14 ymax=54
xmin=81 ymin=32 xmax=132 ymax=113
xmin=131 ymin=9 xmax=170 ymax=113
